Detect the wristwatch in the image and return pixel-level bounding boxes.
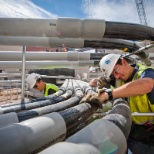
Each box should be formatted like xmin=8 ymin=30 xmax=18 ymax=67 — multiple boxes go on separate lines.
xmin=105 ymin=89 xmax=113 ymax=100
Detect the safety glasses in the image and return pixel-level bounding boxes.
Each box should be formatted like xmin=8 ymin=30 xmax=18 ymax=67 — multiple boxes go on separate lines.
xmin=110 ymin=67 xmax=120 ymax=78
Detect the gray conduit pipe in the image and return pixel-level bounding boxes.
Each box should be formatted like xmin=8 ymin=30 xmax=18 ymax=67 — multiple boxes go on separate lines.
xmin=39 ymin=142 xmax=100 ymax=154
xmin=0 ymin=36 xmax=141 ymax=50
xmin=0 ymin=51 xmax=90 ymax=61
xmin=40 ymin=121 xmax=126 ymax=154
xmin=40 ymin=98 xmax=131 ymax=154
xmin=0 ymin=36 xmax=85 ymax=48
xmin=46 ymin=78 xmax=68 ymax=97
xmin=0 ymin=51 xmax=142 ymax=63
xmin=75 ymin=80 xmax=90 ymax=92
xmin=0 ymin=18 xmax=154 ymax=40
xmin=0 ymin=60 xmax=94 ymax=69
xmin=72 ymin=79 xmax=84 ymax=98
xmin=0 ymin=112 xmax=66 ymax=154
xmin=0 ymin=112 xmax=19 ymax=127
xmin=0 ymin=18 xmax=105 ymax=38
xmin=0 ymin=103 xmax=93 ymax=153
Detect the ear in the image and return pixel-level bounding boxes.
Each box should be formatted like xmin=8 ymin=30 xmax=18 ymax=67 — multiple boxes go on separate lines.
xmin=122 ymin=58 xmax=127 ymax=65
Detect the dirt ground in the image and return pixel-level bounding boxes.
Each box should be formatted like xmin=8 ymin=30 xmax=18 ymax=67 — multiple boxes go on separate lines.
xmin=0 ymin=88 xmax=29 ymax=105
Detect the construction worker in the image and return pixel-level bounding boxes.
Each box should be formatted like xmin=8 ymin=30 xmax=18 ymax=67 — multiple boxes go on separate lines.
xmin=26 ymin=73 xmax=58 ymax=96
xmin=81 ymin=53 xmax=154 ymax=154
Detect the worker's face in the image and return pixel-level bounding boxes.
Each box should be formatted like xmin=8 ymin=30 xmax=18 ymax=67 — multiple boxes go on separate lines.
xmin=110 ymin=59 xmax=130 ymax=81
xmin=33 ymin=80 xmax=45 ymax=92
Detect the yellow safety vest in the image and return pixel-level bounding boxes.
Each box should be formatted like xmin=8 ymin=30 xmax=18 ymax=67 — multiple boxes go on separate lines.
xmin=128 ymin=63 xmax=154 ymax=124
xmin=44 ymin=83 xmax=58 ymax=96
xmin=113 ymin=63 xmax=154 ymax=124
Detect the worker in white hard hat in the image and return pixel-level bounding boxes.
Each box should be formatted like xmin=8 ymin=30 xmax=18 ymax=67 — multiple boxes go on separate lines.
xmin=26 ymin=73 xmax=58 ymax=96
xmin=81 ymin=53 xmax=154 ymax=154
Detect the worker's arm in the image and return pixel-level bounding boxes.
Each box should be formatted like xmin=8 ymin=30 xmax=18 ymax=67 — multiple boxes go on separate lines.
xmin=99 ymin=77 xmax=154 ymax=102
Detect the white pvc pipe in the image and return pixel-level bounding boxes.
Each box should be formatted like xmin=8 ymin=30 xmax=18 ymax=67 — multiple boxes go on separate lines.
xmin=0 ymin=36 xmax=141 ymax=48
xmin=0 ymin=51 xmax=90 ymax=61
xmin=57 ymin=18 xmax=106 ymax=38
xmin=0 ymin=80 xmax=21 ymax=83
xmin=0 ymin=112 xmax=66 ymax=154
xmin=66 ymin=119 xmax=127 ymax=154
xmin=0 ymin=112 xmax=19 ymax=127
xmin=0 ymin=18 xmax=106 ymax=38
xmin=40 ymin=142 xmax=100 ymax=154
xmin=0 ymin=61 xmax=93 ymax=69
xmin=0 ymin=36 xmax=85 ymax=47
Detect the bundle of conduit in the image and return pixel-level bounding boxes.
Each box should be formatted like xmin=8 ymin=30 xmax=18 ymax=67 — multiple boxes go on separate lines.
xmin=0 ymin=79 xmax=132 ymax=154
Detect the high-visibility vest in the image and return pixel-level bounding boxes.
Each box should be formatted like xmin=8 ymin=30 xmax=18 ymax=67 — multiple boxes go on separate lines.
xmin=127 ymin=63 xmax=154 ymax=124
xmin=113 ymin=63 xmax=154 ymax=124
xmin=44 ymin=83 xmax=58 ymax=96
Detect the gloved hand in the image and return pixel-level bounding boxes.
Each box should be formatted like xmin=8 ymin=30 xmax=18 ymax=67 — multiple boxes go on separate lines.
xmin=144 ymin=121 xmax=154 ymax=134
xmin=97 ymin=76 xmax=109 ymax=89
xmin=80 ymin=89 xmax=105 ymax=109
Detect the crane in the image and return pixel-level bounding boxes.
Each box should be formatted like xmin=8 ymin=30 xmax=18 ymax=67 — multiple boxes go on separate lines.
xmin=135 ymin=0 xmax=148 ymax=25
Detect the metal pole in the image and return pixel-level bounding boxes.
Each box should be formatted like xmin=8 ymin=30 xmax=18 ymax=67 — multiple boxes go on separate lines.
xmin=132 ymin=112 xmax=154 ymax=116
xmin=21 ymin=46 xmax=26 ymax=103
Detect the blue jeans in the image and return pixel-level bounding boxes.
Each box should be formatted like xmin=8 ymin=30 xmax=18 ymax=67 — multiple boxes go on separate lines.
xmin=128 ymin=138 xmax=154 ymax=154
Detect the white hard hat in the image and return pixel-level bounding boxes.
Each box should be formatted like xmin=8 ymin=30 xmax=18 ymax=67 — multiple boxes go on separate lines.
xmin=26 ymin=73 xmax=41 ymax=89
xmin=89 ymin=66 xmax=96 ymax=72
xmin=99 ymin=54 xmax=121 ymax=78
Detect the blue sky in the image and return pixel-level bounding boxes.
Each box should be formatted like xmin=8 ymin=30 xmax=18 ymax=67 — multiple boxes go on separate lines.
xmin=0 ymin=0 xmax=154 ymax=27
xmin=32 ymin=0 xmax=85 ymax=18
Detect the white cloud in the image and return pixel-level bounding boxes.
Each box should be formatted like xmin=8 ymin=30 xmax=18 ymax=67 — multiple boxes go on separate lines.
xmin=0 ymin=0 xmax=153 ymax=28
xmin=0 ymin=0 xmax=58 ymax=18
xmin=82 ymin=0 xmax=154 ymax=27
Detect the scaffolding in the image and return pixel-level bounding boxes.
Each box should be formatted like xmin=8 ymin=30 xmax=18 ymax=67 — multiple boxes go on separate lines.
xmin=135 ymin=0 xmax=148 ymax=25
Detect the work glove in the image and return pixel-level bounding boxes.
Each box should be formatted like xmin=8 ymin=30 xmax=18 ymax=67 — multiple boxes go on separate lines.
xmin=144 ymin=121 xmax=154 ymax=135
xmin=80 ymin=89 xmax=105 ymax=109
xmin=97 ymin=76 xmax=109 ymax=89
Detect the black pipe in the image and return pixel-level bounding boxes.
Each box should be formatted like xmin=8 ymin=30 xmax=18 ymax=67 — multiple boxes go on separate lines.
xmin=66 ymin=109 xmax=93 ymax=138
xmin=105 ymin=22 xmax=154 ymax=41
xmin=85 ymin=38 xmax=140 ymax=51
xmin=18 ymin=96 xmax=80 ymax=122
xmin=18 ymin=80 xmax=84 ymax=122
xmin=2 ymin=96 xmax=65 ymax=113
xmin=59 ymin=103 xmax=93 ymax=129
